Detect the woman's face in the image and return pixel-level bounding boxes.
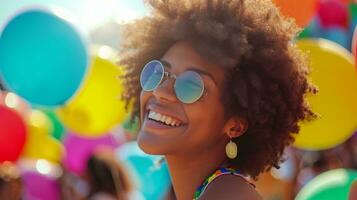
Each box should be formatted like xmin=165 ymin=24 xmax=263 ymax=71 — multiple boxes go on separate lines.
xmin=138 ymin=41 xmax=228 ymax=156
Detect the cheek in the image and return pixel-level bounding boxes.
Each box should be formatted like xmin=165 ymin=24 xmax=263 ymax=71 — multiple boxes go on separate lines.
xmin=139 ymin=91 xmax=150 ymax=121
xmin=184 ymin=93 xmax=226 ymax=142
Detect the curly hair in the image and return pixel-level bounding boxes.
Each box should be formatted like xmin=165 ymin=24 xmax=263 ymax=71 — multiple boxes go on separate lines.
xmin=119 ymin=0 xmax=317 ymax=178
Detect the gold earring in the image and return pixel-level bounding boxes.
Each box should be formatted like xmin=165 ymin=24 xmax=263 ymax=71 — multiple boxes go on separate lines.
xmin=225 ymin=138 xmax=238 ymax=159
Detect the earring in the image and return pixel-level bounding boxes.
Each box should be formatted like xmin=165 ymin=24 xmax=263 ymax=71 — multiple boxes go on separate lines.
xmin=225 ymin=137 xmax=238 ymax=159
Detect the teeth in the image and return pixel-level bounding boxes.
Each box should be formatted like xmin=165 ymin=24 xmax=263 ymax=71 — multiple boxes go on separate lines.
xmin=165 ymin=117 xmax=172 ymax=125
xmin=155 ymin=113 xmax=162 ymax=121
xmin=148 ymin=110 xmax=181 ymax=127
xmin=161 ymin=116 xmax=167 ymax=122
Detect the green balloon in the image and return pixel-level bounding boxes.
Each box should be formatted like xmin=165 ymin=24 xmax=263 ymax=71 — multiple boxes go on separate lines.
xmin=122 ymin=115 xmax=139 ymax=134
xmin=43 ymin=110 xmax=65 ymax=140
xmin=296 ymin=169 xmax=357 ymax=200
xmin=349 ymin=3 xmax=357 ymax=21
xmin=297 ymin=27 xmax=312 ymax=39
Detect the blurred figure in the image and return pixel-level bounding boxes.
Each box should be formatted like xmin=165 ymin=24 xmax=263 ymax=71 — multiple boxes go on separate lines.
xmin=60 ymin=168 xmax=88 ymax=200
xmin=85 ymin=149 xmax=134 ymax=200
xmin=350 ymin=180 xmax=357 ymax=200
xmin=0 ymin=162 xmax=22 ymax=200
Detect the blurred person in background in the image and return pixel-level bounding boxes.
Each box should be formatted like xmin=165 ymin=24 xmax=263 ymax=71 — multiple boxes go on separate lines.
xmin=60 ymin=168 xmax=88 ymax=200
xmin=0 ymin=162 xmax=22 ymax=200
xmin=85 ymin=149 xmax=138 ymax=200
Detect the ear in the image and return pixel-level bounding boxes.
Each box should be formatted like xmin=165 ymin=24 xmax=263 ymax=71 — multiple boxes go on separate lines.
xmin=223 ymin=116 xmax=248 ymax=138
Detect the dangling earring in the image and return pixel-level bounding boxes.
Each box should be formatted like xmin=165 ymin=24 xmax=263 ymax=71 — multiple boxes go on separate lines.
xmin=225 ymin=137 xmax=238 ymax=159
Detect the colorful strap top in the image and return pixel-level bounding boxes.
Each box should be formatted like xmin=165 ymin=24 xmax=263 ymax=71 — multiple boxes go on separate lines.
xmin=193 ymin=167 xmax=255 ymax=200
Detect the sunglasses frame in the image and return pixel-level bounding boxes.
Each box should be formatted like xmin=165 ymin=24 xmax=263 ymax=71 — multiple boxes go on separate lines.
xmin=140 ymin=60 xmax=205 ymax=104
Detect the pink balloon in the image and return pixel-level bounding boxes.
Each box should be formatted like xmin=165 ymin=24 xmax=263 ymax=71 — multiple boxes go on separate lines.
xmin=318 ymin=0 xmax=349 ymax=29
xmin=22 ymin=171 xmax=60 ymax=200
xmin=63 ymin=132 xmax=119 ymax=175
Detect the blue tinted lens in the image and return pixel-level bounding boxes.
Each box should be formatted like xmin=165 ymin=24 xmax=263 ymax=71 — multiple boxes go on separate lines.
xmin=140 ymin=60 xmax=164 ymax=91
xmin=175 ymin=71 xmax=204 ymax=104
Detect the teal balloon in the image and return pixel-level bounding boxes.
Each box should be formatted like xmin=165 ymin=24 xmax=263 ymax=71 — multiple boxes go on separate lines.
xmin=0 ymin=8 xmax=88 ymax=106
xmin=296 ymin=169 xmax=357 ymax=200
xmin=116 ymin=142 xmax=171 ymax=200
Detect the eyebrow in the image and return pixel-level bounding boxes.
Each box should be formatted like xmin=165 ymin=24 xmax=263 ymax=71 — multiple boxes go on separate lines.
xmin=160 ymin=59 xmax=217 ymax=85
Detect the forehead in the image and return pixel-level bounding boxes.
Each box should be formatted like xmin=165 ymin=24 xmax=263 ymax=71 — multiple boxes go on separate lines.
xmin=161 ymin=41 xmax=225 ymax=84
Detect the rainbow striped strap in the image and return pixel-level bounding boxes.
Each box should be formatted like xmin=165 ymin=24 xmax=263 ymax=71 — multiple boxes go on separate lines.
xmin=193 ymin=167 xmax=254 ymax=200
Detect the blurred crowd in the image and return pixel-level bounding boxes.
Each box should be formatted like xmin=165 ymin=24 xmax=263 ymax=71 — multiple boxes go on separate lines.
xmin=1 ymin=78 xmax=356 ymax=200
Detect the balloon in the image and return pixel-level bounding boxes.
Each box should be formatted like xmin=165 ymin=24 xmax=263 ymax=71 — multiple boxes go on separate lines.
xmin=0 ymin=8 xmax=88 ymax=106
xmin=295 ymin=39 xmax=357 ymax=150
xmin=298 ymin=17 xmax=324 ymax=39
xmin=43 ymin=109 xmax=65 ymax=140
xmin=351 ymin=26 xmax=357 ymax=62
xmin=23 ymin=134 xmax=64 ymax=163
xmin=23 ymin=110 xmax=64 ymax=162
xmin=122 ymin=115 xmax=140 ymax=134
xmin=28 ymin=110 xmax=53 ymax=136
xmin=318 ymin=0 xmax=349 ymax=29
xmin=295 ymin=169 xmax=357 ymax=200
xmin=349 ymin=2 xmax=357 ymax=21
xmin=321 ymin=26 xmax=349 ymax=49
xmin=63 ymin=132 xmax=119 ymax=175
xmin=57 ymin=48 xmax=128 ymax=137
xmin=116 ymin=141 xmax=171 ymax=200
xmin=0 ymin=92 xmax=30 ymax=118
xmin=22 ymin=171 xmax=60 ymax=200
xmin=273 ymin=0 xmax=318 ymax=27
xmin=0 ymin=105 xmax=27 ymax=162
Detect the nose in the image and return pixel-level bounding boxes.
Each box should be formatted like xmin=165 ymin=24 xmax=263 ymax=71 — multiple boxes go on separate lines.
xmin=152 ymin=78 xmax=177 ymax=103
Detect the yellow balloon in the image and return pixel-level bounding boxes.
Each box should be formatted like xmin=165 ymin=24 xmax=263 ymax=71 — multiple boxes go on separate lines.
xmin=23 ymin=134 xmax=64 ymax=163
xmin=295 ymin=39 xmax=357 ymax=150
xmin=57 ymin=47 xmax=128 ymax=137
xmin=23 ymin=110 xmax=64 ymax=163
xmin=28 ymin=110 xmax=53 ymax=135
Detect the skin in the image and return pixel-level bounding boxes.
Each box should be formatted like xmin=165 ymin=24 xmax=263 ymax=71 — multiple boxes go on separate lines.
xmin=138 ymin=41 xmax=260 ymax=200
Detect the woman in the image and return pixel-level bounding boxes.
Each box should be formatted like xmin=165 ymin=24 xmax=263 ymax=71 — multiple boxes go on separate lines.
xmin=119 ymin=0 xmax=316 ymax=199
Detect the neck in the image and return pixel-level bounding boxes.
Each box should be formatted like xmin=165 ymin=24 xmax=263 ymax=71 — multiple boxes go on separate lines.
xmin=165 ymin=143 xmax=226 ymax=200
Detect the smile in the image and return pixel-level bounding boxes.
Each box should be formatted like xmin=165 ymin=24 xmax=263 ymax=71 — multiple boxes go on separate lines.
xmin=147 ymin=110 xmax=183 ymax=127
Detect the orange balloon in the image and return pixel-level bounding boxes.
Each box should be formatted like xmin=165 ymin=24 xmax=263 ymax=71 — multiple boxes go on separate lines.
xmin=274 ymin=0 xmax=318 ymax=27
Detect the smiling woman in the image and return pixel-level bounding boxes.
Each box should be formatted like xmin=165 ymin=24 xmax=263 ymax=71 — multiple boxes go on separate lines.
xmin=119 ymin=0 xmax=317 ymax=199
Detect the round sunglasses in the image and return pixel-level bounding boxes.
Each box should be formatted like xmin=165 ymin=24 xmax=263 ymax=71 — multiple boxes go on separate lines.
xmin=140 ymin=60 xmax=205 ymax=104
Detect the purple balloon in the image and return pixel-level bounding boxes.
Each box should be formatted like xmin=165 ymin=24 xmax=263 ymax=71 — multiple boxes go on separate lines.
xmin=63 ymin=132 xmax=120 ymax=175
xmin=22 ymin=171 xmax=60 ymax=200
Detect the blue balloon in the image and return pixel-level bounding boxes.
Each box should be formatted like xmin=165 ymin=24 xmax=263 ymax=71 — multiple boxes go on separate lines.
xmin=321 ymin=27 xmax=349 ymax=50
xmin=0 ymin=8 xmax=88 ymax=106
xmin=347 ymin=18 xmax=357 ymax=52
xmin=116 ymin=142 xmax=171 ymax=200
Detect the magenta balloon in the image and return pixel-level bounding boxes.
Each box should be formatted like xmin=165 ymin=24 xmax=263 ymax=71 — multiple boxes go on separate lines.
xmin=318 ymin=0 xmax=348 ymax=28
xmin=63 ymin=132 xmax=119 ymax=175
xmin=22 ymin=171 xmax=60 ymax=200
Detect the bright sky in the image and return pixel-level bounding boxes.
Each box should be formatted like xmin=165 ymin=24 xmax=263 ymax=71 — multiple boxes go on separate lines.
xmin=0 ymin=0 xmax=149 ymax=31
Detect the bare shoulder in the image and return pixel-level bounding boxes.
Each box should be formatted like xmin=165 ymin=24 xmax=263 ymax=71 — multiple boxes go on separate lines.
xmin=199 ymin=174 xmax=263 ymax=200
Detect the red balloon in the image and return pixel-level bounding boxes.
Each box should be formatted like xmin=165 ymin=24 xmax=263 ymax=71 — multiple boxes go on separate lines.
xmin=318 ymin=0 xmax=349 ymax=29
xmin=0 ymin=105 xmax=27 ymax=162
